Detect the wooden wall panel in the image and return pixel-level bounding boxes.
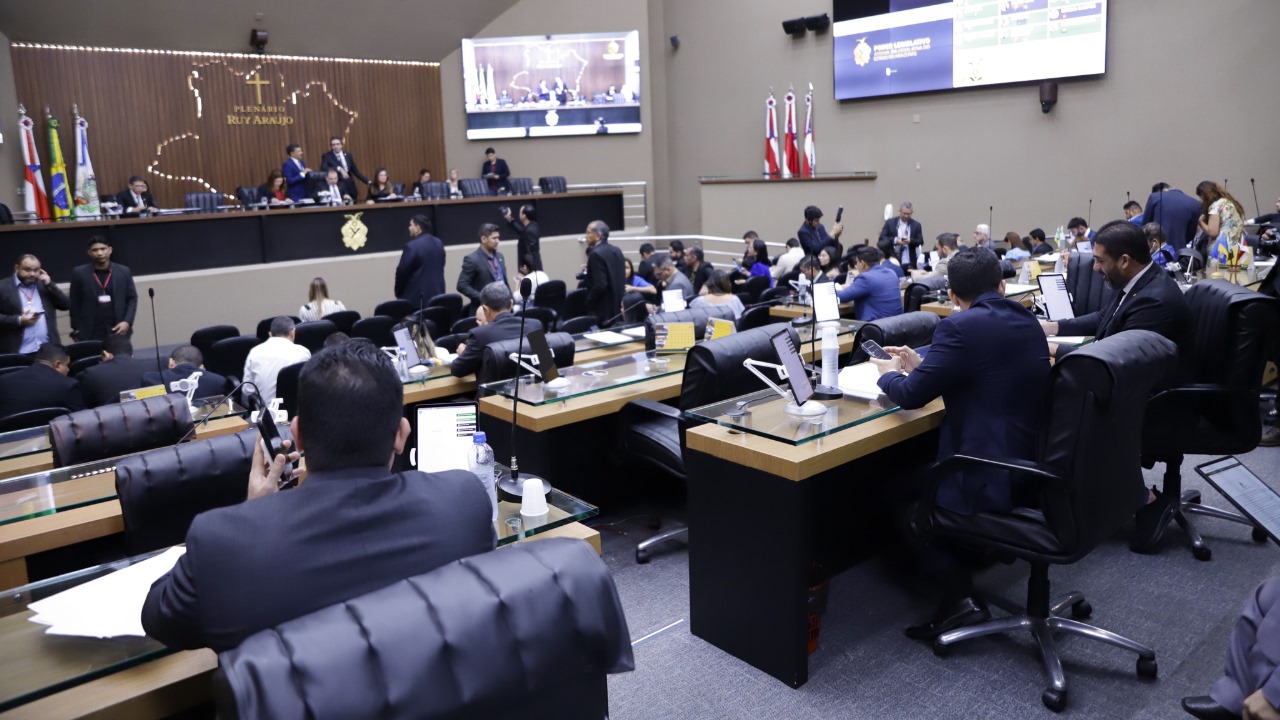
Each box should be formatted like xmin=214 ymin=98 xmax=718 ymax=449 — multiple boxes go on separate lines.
xmin=11 ymin=45 xmax=446 ymax=209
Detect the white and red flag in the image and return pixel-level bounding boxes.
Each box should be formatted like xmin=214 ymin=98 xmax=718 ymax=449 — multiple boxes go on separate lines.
xmin=18 ymin=107 xmax=50 ymax=221
xmin=782 ymin=89 xmax=800 ymax=179
xmin=764 ymin=92 xmax=780 ymax=178
xmin=802 ymin=84 xmax=816 ymax=178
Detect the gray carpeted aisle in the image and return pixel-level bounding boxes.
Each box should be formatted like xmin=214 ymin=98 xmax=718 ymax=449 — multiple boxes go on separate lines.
xmin=598 ymin=447 xmax=1280 ymax=719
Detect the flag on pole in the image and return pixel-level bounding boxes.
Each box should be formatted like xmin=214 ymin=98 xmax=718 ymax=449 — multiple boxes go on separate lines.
xmin=801 ymin=84 xmax=815 ymax=178
xmin=763 ymin=92 xmax=780 ymax=178
xmin=782 ymin=89 xmax=800 ymax=179
xmin=18 ymin=107 xmax=50 ymax=221
xmin=73 ymin=110 xmax=100 ymax=219
xmin=46 ymin=110 xmax=71 ymax=221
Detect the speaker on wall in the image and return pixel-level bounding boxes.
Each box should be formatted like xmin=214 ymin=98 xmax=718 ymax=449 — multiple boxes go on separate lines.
xmin=1039 ymin=80 xmax=1058 ymax=113
xmin=670 ymin=35 xmax=680 ymax=50
xmin=782 ymin=18 xmax=807 ymax=37
xmin=804 ymin=14 xmax=830 ymax=33
xmin=250 ymin=29 xmax=269 ymax=54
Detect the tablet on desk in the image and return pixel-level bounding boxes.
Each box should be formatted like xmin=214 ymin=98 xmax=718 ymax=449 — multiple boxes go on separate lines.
xmin=1036 ymin=273 xmax=1075 ymax=321
xmin=410 ymin=402 xmax=478 ymax=473
xmin=771 ymin=329 xmax=814 ymax=406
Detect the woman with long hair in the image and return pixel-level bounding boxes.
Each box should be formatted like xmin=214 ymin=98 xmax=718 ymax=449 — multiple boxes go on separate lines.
xmin=299 ymin=277 xmax=347 ymax=322
xmin=690 ymin=269 xmax=745 ymax=319
xmin=366 ymin=167 xmax=399 ymax=204
xmin=1196 ymin=180 xmax=1246 ymax=247
xmin=258 ymin=170 xmax=291 ymax=205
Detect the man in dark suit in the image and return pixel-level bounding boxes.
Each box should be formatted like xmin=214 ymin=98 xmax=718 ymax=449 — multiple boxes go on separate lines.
xmin=685 ymin=246 xmax=713 ymax=295
xmin=584 ymin=220 xmax=626 ymax=326
xmin=503 ymin=204 xmax=542 ymax=271
xmin=0 ymin=253 xmax=69 ymax=354
xmin=636 ymin=243 xmax=658 ymax=286
xmin=450 ymin=282 xmax=543 ymax=378
xmin=457 ymin=223 xmax=509 ymax=316
xmin=1144 ymin=182 xmax=1202 ymax=252
xmin=78 ymin=334 xmax=149 ymax=407
xmin=319 ymin=136 xmax=368 ymax=201
xmin=69 ymin=236 xmax=138 ymax=342
xmin=142 ymin=341 xmax=496 ymax=652
xmin=871 ymin=247 xmax=1050 ymax=640
xmin=112 ymin=176 xmax=159 ymax=217
xmin=797 ymin=205 xmax=843 ymax=257
xmin=481 ymin=147 xmax=510 ymax=194
xmin=0 ymin=343 xmax=85 ymax=418
xmin=877 ymin=202 xmax=925 ymax=270
xmin=311 ymin=169 xmax=349 ymax=206
xmin=281 ymin=143 xmax=311 ymax=202
xmin=141 ymin=345 xmax=230 ymax=401
xmin=394 ymin=215 xmax=447 ymax=308
xmin=1183 ymin=578 xmax=1280 ymax=720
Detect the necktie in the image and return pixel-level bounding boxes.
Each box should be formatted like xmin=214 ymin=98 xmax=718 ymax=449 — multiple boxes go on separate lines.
xmin=134 ymin=193 xmax=142 ymax=207
xmin=339 ymin=154 xmax=348 ymax=171
xmin=1101 ymin=291 xmax=1127 ymax=337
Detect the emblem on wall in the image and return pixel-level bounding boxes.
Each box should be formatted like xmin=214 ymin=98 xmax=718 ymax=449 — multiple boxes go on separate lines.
xmin=341 ymin=212 xmax=368 ymax=251
xmin=854 ymin=37 xmax=872 ymax=67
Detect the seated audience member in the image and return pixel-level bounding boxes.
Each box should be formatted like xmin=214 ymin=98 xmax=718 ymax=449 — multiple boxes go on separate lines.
xmin=1029 ymin=228 xmax=1054 ymax=256
xmin=686 ymin=246 xmax=713 ymax=295
xmin=1125 ymin=200 xmax=1145 ymax=225
xmin=298 ymin=277 xmax=347 ymax=322
xmin=881 ymin=255 xmax=906 ymax=279
xmin=690 ymin=270 xmax=745 ymax=319
xmin=798 ymin=255 xmax=827 ymax=285
xmin=415 ymin=169 xmax=432 ymax=198
xmin=365 ymin=167 xmax=400 ymax=204
xmin=1183 ymin=578 xmax=1280 ymax=720
xmin=451 ymin=282 xmax=543 ymax=378
xmin=740 ymin=231 xmax=760 ymax=268
xmin=79 ymin=334 xmax=149 ymax=407
xmin=636 ymin=243 xmax=658 ymax=285
xmin=818 ymin=245 xmax=841 ymax=281
xmin=773 ymin=238 xmax=804 ymax=280
xmin=913 ymin=233 xmax=961 ymax=279
xmin=323 ymin=332 xmax=350 ymax=348
xmin=649 ymin=254 xmax=695 ymax=311
xmin=737 ymin=238 xmax=773 ymax=288
xmin=114 ymin=176 xmax=159 ymax=216
xmin=142 ymin=345 xmax=229 ymax=400
xmin=837 ymin=246 xmax=903 ymax=321
xmin=142 ymin=340 xmax=496 ymax=651
xmin=668 ymin=240 xmax=690 ymax=276
xmin=870 ymin=247 xmax=1049 ymax=640
xmin=972 ymin=224 xmax=995 ymax=251
xmin=1144 ymin=223 xmax=1177 ymax=271
xmin=1068 ymin=216 xmax=1095 ymax=242
xmin=312 ymin=169 xmax=349 ymax=206
xmin=1004 ymin=232 xmax=1031 ymax=261
xmin=0 ymin=342 xmax=84 ymax=418
xmin=258 ymin=170 xmax=292 ymax=206
xmin=243 ymin=317 xmax=312 ymax=405
xmin=446 ymin=168 xmax=463 ymax=199
xmin=516 ymin=256 xmax=550 ymax=300
xmin=624 ymin=258 xmax=656 ymax=296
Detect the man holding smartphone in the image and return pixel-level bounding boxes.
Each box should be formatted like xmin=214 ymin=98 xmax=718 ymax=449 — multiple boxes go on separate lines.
xmin=0 ymin=254 xmax=69 ymax=354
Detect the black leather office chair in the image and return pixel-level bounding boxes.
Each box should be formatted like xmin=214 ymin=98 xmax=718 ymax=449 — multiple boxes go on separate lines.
xmin=206 ymin=336 xmax=259 ymax=380
xmin=1065 ymin=250 xmax=1114 ymax=317
xmin=450 ymin=316 xmax=479 ymax=335
xmin=1141 ymin=280 xmax=1279 ymax=560
xmin=558 ymin=316 xmax=599 ymax=335
xmin=184 ymin=192 xmax=221 ymax=213
xmin=508 ymin=177 xmax=534 ymax=195
xmin=999 ymin=259 xmax=1017 ymax=279
xmin=458 ymin=178 xmax=491 ymax=198
xmin=515 ymin=307 xmax=557 ymax=332
xmin=190 ymin=325 xmax=240 ymax=358
xmin=0 ymin=203 xmax=13 ymax=225
xmin=0 ymin=353 xmax=33 ymax=370
xmin=256 ymin=316 xmax=303 ymax=342
xmin=741 ymin=276 xmax=770 ymax=303
xmin=924 ymin=329 xmax=1177 ymax=711
xmin=65 ymin=340 xmax=103 ymax=363
xmin=0 ymin=407 xmax=71 ymax=433
xmin=847 ymin=311 xmax=940 ymax=365
xmin=538 ymin=176 xmax=568 ymax=194
xmin=69 ymin=356 xmax=101 ymax=376
xmin=411 ymin=307 xmax=453 ymax=340
xmin=736 ymin=304 xmax=773 ymax=331
xmin=274 ymin=362 xmax=306 ymax=421
xmin=373 ymin=299 xmax=415 ymax=320
xmin=903 ymin=275 xmax=948 ymax=313
xmin=214 ymin=539 xmax=633 ymax=720
xmin=1178 ymin=247 xmax=1205 ymax=276
xmin=533 ymin=280 xmax=567 ymax=318
xmin=423 ymin=181 xmax=449 ymax=200
xmin=759 ymin=285 xmax=789 ymax=303
xmin=643 ymin=306 xmax=738 ymax=351
xmin=351 ymin=316 xmax=398 ymax=348
xmin=619 ymin=324 xmax=789 ymax=562
xmin=435 ymin=333 xmax=465 ymax=354
xmin=293 ymin=320 xmax=338 ymax=353
xmin=115 ymin=429 xmax=257 ymax=554
xmin=235 ymin=186 xmax=262 ymax=208
xmin=564 ymin=288 xmax=589 ymax=319
xmin=427 ymin=293 xmax=464 ymax=328
xmin=477 ymin=332 xmax=575 ymax=384
xmin=390 ymin=182 xmax=406 ymax=197
xmin=322 ymin=310 xmax=360 ymax=335
xmin=49 ymin=394 xmax=194 ymax=468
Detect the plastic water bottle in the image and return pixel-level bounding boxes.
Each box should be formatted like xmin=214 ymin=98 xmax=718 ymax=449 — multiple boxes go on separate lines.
xmin=468 ymin=432 xmax=498 ymax=521
xmin=821 ymin=325 xmax=839 ymax=388
xmin=396 ymin=347 xmax=410 ymax=381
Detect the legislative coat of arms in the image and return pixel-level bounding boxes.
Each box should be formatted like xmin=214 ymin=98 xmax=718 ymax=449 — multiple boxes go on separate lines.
xmin=341 ymin=212 xmax=368 ymax=251
xmin=853 ymin=37 xmax=872 ymax=67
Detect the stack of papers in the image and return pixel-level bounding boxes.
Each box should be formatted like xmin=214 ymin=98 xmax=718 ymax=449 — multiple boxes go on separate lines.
xmin=838 ymin=363 xmax=885 ymax=401
xmin=1004 ymin=283 xmax=1037 ymax=295
xmin=621 ymin=326 xmax=647 ymax=339
xmin=28 ymin=547 xmax=186 ymax=638
xmin=583 ymin=331 xmax=634 ymax=345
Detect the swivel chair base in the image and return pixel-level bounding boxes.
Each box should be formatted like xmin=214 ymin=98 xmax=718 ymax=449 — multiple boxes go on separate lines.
xmin=933 ymin=565 xmax=1156 ymax=713
xmin=1175 ymin=489 xmax=1269 ymax=562
xmin=636 ymin=523 xmax=687 ymax=563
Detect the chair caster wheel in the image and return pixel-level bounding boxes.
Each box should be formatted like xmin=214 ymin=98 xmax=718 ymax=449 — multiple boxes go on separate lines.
xmin=1137 ymin=657 xmax=1158 ymax=678
xmin=1042 ymin=687 xmax=1067 ymax=712
xmin=1192 ymin=545 xmax=1212 ymax=562
xmin=932 ymin=639 xmax=951 ymax=657
xmin=635 ymin=550 xmax=650 ymax=564
xmin=1070 ymin=600 xmax=1093 ymax=620
xmin=1253 ymin=527 xmax=1269 ymax=543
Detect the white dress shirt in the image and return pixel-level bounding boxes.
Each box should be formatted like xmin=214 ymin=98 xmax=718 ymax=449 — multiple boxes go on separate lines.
xmin=243 ymin=336 xmax=312 ymax=405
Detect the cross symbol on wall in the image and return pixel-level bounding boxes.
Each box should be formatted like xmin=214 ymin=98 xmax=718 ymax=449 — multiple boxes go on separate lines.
xmin=245 ymin=72 xmax=270 ymax=105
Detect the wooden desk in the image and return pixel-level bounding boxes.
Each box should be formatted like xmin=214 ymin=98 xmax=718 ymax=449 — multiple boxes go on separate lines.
xmin=769 ymin=302 xmax=855 ymax=320
xmin=683 ymin=398 xmax=946 ymax=688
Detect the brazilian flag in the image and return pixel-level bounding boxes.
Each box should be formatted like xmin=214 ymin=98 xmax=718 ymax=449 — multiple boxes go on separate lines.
xmin=46 ymin=114 xmax=71 ymax=220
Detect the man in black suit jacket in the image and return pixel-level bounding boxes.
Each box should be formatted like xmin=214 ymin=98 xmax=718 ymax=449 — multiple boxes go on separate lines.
xmin=142 ymin=341 xmax=495 ymax=652
xmin=78 ymin=335 xmax=150 ymax=408
xmin=451 ymin=282 xmax=543 ymax=378
xmin=0 ymin=253 xmax=69 ymax=354
xmin=584 ymin=220 xmax=626 ymax=326
xmin=797 ymin=205 xmax=843 ymax=257
xmin=0 ymin=343 xmax=84 ymax=418
xmin=877 ymin=202 xmax=925 ymax=269
xmin=1144 ymin=182 xmax=1203 ymax=252
xmin=394 ymin=215 xmax=447 ymax=308
xmin=457 ymin=223 xmax=509 ymax=316
xmin=481 ymin=147 xmax=510 ymax=194
xmin=113 ymin=176 xmax=159 ymax=217
xmin=503 ymin=204 xmax=542 ymax=271
xmin=69 ymin=237 xmax=138 ymax=342
xmin=141 ymin=345 xmax=230 ymax=401
xmin=319 ymin=137 xmax=368 ymax=200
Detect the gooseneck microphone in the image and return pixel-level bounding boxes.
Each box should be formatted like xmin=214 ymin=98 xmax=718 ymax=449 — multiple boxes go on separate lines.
xmin=1251 ymin=178 xmax=1261 ymax=220
xmin=601 ymin=299 xmax=649 ymax=329
xmin=148 ymin=288 xmax=162 ymax=374
xmin=498 ymin=278 xmax=550 ymax=498
xmin=1087 ymin=198 xmax=1092 ymax=227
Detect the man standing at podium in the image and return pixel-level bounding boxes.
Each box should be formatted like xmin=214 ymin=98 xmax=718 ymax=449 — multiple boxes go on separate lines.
xmin=481 ymin=147 xmax=510 ymax=194
xmin=69 ymin=237 xmax=137 ymax=342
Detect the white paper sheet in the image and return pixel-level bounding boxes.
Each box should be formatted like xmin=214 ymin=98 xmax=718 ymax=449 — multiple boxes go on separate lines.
xmin=583 ymin=331 xmax=634 ymax=345
xmin=621 ymin=326 xmax=647 ymax=338
xmin=1048 ymin=336 xmax=1091 ymax=346
xmin=28 ymin=546 xmax=186 ymax=639
xmin=1004 ymin=283 xmax=1037 ymax=295
xmin=838 ymin=363 xmax=885 ymax=401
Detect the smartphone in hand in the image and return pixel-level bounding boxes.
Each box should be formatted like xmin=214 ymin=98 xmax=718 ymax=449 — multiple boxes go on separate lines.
xmin=861 ymin=339 xmax=892 ymax=360
xmin=835 ymin=206 xmax=844 ymax=223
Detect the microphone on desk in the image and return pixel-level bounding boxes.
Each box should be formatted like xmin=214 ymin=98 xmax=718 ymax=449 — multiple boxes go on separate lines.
xmin=174 ymin=377 xmax=252 ymax=445
xmin=147 ymin=288 xmax=162 ymax=374
xmin=498 ymin=278 xmax=550 ymax=499
xmin=601 ymin=299 xmax=650 ymax=329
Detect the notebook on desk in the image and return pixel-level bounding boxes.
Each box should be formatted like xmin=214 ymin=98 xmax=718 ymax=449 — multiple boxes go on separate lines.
xmin=1196 ymin=456 xmax=1280 ymax=544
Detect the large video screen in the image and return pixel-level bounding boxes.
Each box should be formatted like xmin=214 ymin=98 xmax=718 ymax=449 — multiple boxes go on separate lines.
xmin=461 ymin=31 xmax=641 ymax=140
xmin=833 ymin=1 xmax=1106 ymax=101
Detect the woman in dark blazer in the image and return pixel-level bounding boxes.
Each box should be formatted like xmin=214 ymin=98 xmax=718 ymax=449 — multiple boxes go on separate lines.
xmin=365 ymin=167 xmax=400 ymax=204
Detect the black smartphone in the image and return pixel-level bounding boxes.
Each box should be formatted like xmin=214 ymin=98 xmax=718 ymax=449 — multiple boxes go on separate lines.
xmin=253 ymin=394 xmax=296 ymax=489
xmin=835 ymin=206 xmax=844 ymax=223
xmin=861 ymin=339 xmax=892 ymax=360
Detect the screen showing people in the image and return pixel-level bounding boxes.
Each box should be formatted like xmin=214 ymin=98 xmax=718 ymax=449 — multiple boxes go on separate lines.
xmin=833 ymin=1 xmax=1107 ymax=101
xmin=460 ymin=31 xmax=642 ymax=139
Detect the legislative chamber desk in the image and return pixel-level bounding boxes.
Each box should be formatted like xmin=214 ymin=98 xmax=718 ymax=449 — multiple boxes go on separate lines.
xmin=0 ymin=190 xmax=624 ymax=279
xmin=683 ymin=388 xmax=947 ymax=688
xmin=0 ymin=481 xmax=599 ymax=719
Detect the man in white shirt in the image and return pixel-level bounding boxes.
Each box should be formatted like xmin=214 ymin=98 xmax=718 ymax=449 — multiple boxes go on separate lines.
xmin=772 ymin=238 xmax=804 ymax=279
xmin=243 ymin=317 xmax=311 ymax=405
